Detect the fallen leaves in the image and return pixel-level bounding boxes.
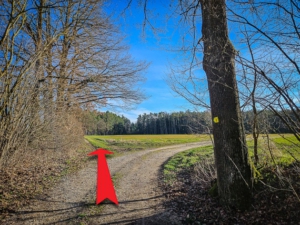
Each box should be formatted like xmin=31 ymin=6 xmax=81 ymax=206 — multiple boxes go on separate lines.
xmin=162 ymin=165 xmax=300 ymax=224
xmin=0 ymin=141 xmax=93 ymax=222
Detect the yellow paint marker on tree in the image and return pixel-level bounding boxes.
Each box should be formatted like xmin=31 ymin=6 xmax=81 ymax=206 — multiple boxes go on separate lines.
xmin=213 ymin=117 xmax=219 ymax=123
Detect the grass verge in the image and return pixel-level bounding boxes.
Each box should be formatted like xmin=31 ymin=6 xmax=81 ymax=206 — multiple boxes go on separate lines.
xmin=162 ymin=134 xmax=300 ymax=224
xmin=163 ymin=146 xmax=214 ymax=183
xmin=163 ymin=134 xmax=300 ymax=183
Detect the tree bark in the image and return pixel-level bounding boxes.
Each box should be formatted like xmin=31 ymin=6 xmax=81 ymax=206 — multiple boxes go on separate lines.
xmin=201 ymin=0 xmax=252 ymax=210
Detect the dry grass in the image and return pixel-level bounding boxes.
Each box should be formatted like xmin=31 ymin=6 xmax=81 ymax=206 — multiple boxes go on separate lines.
xmin=0 ymin=114 xmax=93 ymax=221
xmin=163 ymin=134 xmax=300 ymax=224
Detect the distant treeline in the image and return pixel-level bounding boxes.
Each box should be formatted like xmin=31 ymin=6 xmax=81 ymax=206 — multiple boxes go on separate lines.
xmin=81 ymin=110 xmax=292 ymax=135
xmin=135 ymin=111 xmax=212 ymax=134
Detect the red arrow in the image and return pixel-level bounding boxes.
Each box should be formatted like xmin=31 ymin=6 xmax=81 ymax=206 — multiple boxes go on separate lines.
xmin=88 ymin=148 xmax=118 ymax=205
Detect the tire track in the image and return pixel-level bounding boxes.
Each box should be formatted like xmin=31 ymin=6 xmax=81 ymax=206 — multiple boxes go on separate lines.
xmin=5 ymin=141 xmax=212 ymax=225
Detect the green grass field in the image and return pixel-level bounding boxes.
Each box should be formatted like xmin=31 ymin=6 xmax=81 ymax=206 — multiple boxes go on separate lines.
xmin=85 ymin=134 xmax=300 ymax=182
xmin=85 ymin=134 xmax=211 ymax=153
xmin=163 ymin=134 xmax=300 ymax=182
xmin=247 ymin=134 xmax=300 ymax=166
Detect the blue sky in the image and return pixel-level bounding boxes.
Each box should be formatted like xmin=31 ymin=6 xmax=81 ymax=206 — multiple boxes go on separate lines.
xmin=122 ymin=39 xmax=194 ymax=122
xmin=101 ymin=1 xmax=300 ymax=123
xmin=103 ymin=2 xmax=254 ymax=122
xmin=104 ymin=2 xmax=196 ymax=122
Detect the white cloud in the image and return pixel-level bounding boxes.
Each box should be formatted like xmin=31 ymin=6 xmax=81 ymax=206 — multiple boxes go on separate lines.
xmin=119 ymin=108 xmax=152 ymax=123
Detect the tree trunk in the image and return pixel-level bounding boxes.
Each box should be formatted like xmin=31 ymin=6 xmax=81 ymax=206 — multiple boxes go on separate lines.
xmin=201 ymin=0 xmax=252 ymax=210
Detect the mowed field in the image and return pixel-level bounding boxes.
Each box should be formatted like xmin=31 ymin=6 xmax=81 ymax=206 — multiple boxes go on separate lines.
xmin=85 ymin=133 xmax=299 ymax=166
xmin=85 ymin=133 xmax=300 ymax=191
xmin=85 ymin=134 xmax=211 ymax=153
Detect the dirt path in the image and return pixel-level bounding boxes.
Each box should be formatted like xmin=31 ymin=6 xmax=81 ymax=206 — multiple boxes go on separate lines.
xmin=5 ymin=141 xmax=212 ymax=225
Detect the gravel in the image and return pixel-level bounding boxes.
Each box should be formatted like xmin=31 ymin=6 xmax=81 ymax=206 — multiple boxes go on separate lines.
xmin=5 ymin=141 xmax=212 ymax=225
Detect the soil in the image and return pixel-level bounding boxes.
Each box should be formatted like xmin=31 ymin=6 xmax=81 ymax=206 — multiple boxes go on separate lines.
xmin=162 ymin=160 xmax=300 ymax=225
xmin=3 ymin=141 xmax=212 ymax=225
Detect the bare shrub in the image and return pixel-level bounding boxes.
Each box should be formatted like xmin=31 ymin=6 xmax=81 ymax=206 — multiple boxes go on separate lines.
xmin=194 ymin=157 xmax=217 ymax=188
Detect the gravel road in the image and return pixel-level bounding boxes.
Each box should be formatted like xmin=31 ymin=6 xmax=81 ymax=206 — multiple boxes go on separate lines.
xmin=5 ymin=141 xmax=212 ymax=225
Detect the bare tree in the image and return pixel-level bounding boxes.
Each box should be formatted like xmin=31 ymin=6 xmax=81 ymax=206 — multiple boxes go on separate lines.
xmin=200 ymin=0 xmax=251 ymax=210
xmin=0 ymin=0 xmax=147 ymax=166
xmin=231 ymin=0 xmax=300 ymax=143
xmin=131 ymin=0 xmax=300 ymax=210
xmin=130 ymin=0 xmax=252 ymax=209
xmin=0 ymin=0 xmax=55 ymax=165
xmin=162 ymin=0 xmax=300 ymax=208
